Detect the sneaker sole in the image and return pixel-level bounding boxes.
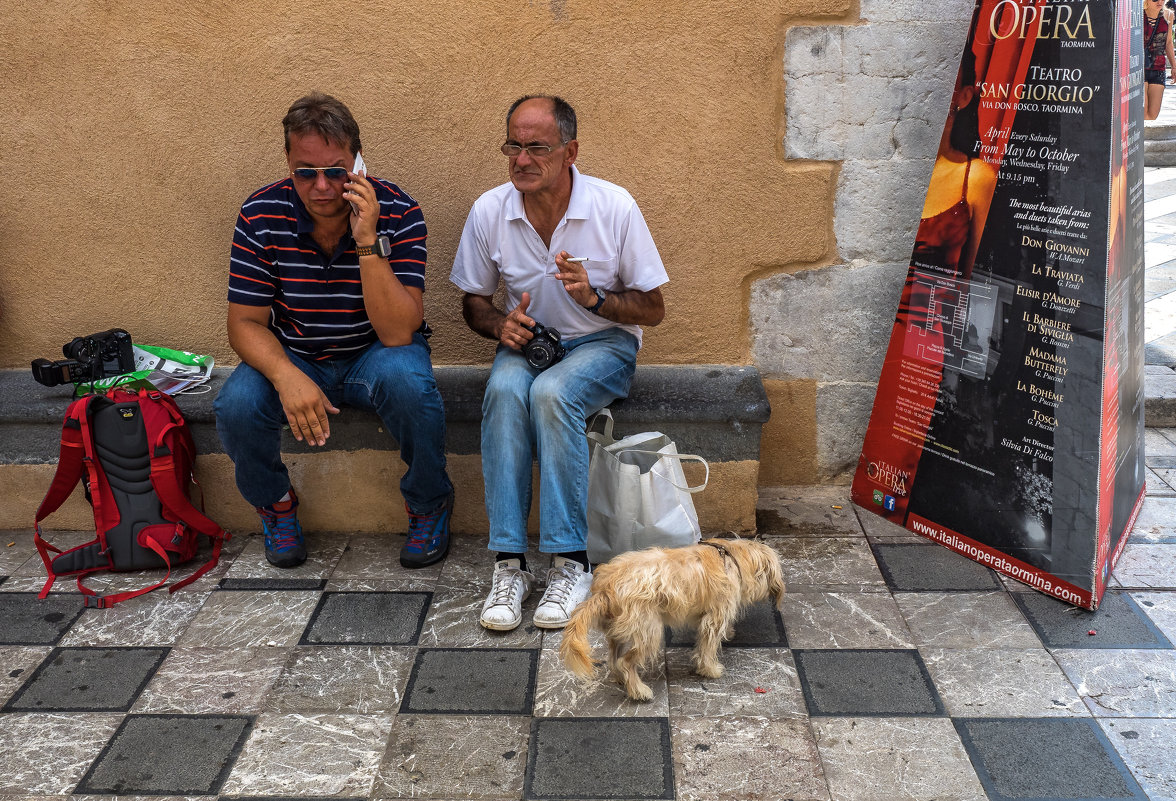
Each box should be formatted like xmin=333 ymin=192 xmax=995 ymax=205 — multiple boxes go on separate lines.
xmin=399 ymin=540 xmax=450 ymax=569
xmin=479 ymin=616 xmax=524 ymax=631
xmin=532 ymin=617 xmax=570 ymax=630
xmin=266 ymin=553 xmax=307 ymax=569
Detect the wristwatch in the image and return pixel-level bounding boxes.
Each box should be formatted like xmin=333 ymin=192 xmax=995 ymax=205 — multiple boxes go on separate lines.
xmin=356 ymin=235 xmax=392 ymax=258
xmin=587 ymin=286 xmax=607 ymax=315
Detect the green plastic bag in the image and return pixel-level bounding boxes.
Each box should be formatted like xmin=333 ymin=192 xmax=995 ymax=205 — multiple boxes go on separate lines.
xmin=83 ymin=344 xmax=214 ymax=396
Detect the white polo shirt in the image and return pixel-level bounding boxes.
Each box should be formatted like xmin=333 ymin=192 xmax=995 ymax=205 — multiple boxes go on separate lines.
xmin=450 ymin=165 xmax=668 ymax=347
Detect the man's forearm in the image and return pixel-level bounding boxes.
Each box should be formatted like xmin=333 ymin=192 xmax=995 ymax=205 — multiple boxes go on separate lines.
xmin=228 ymin=314 xmax=303 ymax=387
xmin=360 ymin=255 xmax=424 ymax=346
xmin=462 ymin=293 xmax=508 ymax=340
xmin=595 ymin=287 xmax=665 ymax=327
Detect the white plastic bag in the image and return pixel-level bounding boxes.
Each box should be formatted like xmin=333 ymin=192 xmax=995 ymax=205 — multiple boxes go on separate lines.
xmin=585 ymin=409 xmax=709 ymax=564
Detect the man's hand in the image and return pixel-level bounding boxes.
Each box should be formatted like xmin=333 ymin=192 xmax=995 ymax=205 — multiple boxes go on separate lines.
xmin=274 ymin=366 xmax=340 ymax=446
xmin=499 ymin=292 xmax=536 ymax=350
xmin=344 ymin=171 xmax=379 ymax=246
xmin=554 ymin=251 xmax=595 ymax=308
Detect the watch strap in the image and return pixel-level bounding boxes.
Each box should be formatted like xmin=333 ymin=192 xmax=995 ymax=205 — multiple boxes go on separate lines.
xmin=356 ymin=235 xmax=391 ymax=258
xmin=588 ymin=287 xmax=607 ymax=315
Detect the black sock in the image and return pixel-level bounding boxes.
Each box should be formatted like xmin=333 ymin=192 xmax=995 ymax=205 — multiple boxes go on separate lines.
xmin=556 ymin=551 xmax=590 ymax=572
xmin=496 ymin=552 xmax=527 ymax=572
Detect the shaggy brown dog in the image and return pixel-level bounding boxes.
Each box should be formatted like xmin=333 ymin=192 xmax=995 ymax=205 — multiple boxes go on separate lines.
xmin=559 ymin=538 xmax=785 ymax=701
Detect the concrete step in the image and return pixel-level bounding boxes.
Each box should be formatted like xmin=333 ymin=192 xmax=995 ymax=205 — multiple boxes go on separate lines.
xmin=1144 ymin=122 xmax=1176 ymax=141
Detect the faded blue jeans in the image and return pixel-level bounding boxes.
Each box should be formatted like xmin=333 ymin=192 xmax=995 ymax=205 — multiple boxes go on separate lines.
xmin=214 ymin=334 xmax=452 ymax=513
xmin=481 ymin=327 xmax=638 ymax=554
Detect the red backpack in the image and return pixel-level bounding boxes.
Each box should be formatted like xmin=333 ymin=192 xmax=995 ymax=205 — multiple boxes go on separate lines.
xmin=34 ymin=386 xmax=230 ymax=607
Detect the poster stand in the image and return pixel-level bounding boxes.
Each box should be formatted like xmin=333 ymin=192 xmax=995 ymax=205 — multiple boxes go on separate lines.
xmin=851 ymin=0 xmax=1146 ymax=609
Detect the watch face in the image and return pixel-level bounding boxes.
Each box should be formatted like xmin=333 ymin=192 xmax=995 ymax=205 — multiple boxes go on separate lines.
xmin=376 ymin=236 xmax=391 ymax=258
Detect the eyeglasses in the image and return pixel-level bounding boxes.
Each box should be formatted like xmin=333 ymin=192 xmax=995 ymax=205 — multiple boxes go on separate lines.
xmin=292 ymin=167 xmax=349 ymax=180
xmin=500 ymin=142 xmax=568 ymax=157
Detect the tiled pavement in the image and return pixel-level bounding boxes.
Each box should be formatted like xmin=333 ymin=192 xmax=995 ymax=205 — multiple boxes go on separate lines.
xmin=2 ymin=457 xmax=1176 ymax=800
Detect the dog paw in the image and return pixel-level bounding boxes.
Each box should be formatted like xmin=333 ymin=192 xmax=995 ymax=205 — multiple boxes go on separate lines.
xmin=626 ymin=683 xmax=654 ymax=702
xmin=694 ymin=662 xmax=724 ymax=679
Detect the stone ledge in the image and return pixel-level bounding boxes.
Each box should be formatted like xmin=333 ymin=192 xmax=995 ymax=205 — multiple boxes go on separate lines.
xmin=0 ymin=366 xmax=769 ymax=535
xmin=0 ymin=365 xmax=771 ymax=466
xmin=1148 ymin=368 xmax=1176 ymax=428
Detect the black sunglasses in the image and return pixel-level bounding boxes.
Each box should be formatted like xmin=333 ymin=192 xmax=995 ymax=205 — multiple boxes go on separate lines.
xmin=292 ymin=167 xmax=349 ymax=180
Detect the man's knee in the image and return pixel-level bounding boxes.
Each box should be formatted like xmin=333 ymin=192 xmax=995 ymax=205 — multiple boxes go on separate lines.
xmin=357 ymin=342 xmax=441 ymax=408
xmin=529 ymin=376 xmax=580 ymax=428
xmin=483 ymin=362 xmax=532 ymax=417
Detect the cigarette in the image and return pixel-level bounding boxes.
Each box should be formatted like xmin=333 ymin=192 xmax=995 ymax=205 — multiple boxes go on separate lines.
xmin=566 ymin=256 xmax=588 ymax=263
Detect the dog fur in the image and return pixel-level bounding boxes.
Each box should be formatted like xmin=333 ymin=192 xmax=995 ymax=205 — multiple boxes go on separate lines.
xmin=559 ymin=537 xmax=786 ymax=701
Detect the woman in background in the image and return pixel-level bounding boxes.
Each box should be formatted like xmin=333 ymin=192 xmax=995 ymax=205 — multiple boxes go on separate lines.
xmin=1144 ymin=0 xmax=1175 ymax=120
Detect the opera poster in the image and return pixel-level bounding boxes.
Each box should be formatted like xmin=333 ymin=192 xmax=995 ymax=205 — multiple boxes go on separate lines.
xmin=851 ymin=0 xmax=1146 ymax=609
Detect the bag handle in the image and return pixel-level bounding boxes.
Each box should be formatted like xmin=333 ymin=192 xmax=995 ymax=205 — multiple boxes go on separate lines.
xmin=586 ymin=408 xmax=616 ymax=444
xmin=613 ymin=448 xmax=710 ymax=493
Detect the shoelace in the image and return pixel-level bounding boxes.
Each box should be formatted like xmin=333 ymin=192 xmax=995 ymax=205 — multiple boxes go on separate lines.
xmin=264 ymin=509 xmax=301 ymax=552
xmin=542 ymin=564 xmax=579 ymax=604
xmin=490 ymin=568 xmax=531 ymax=604
xmin=405 ymin=507 xmax=442 ymax=549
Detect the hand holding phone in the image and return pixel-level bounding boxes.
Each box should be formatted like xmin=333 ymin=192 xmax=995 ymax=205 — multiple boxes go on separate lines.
xmin=349 ymin=153 xmax=367 ymax=214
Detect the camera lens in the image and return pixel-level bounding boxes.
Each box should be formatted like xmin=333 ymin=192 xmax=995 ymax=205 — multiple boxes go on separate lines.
xmin=63 ymin=336 xmax=95 ymax=361
xmin=526 ymin=341 xmax=555 ymax=369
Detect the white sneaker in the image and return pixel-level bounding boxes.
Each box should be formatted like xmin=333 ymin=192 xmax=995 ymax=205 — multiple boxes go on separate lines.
xmin=533 ymin=556 xmax=593 ymax=629
xmin=479 ymin=559 xmax=535 ymax=631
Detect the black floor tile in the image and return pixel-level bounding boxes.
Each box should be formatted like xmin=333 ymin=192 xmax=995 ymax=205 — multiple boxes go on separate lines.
xmin=525 ymin=717 xmax=674 ymax=800
xmin=75 ymin=713 xmax=252 ymax=795
xmin=219 ymin=577 xmax=328 ymax=591
xmin=3 ymin=646 xmax=167 ymax=711
xmin=0 ymin=592 xmax=84 ymax=645
xmin=794 ymin=648 xmax=944 ymax=716
xmin=955 ymin=718 xmax=1146 ymax=800
xmin=300 ymin=591 xmax=430 ymax=645
xmin=665 ymin=600 xmax=787 ymax=647
xmin=402 ymin=648 xmax=536 ymax=714
xmin=872 ymin=543 xmax=1003 ymax=591
xmin=1012 ymin=590 xmax=1172 ymax=649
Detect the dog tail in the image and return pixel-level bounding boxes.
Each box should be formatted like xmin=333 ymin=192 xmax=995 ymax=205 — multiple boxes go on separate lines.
xmin=560 ymin=591 xmax=607 ymax=681
xmin=768 ymin=553 xmax=787 ymax=610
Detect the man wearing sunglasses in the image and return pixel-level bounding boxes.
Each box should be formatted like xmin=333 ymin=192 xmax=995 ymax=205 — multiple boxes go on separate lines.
xmin=215 ymin=92 xmax=454 ymax=570
xmin=451 ymin=95 xmax=668 ymax=631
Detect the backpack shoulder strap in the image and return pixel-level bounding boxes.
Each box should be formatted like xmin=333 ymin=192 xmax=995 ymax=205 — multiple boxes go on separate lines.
xmin=139 ymin=389 xmax=230 ymax=594
xmin=139 ymin=389 xmax=229 ymax=543
xmin=34 ymin=395 xmax=98 ymax=598
xmin=34 ymin=395 xmax=92 ymax=525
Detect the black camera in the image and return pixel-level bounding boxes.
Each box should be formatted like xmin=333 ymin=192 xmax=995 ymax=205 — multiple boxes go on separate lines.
xmin=522 ymin=323 xmax=566 ymax=370
xmin=31 ymin=329 xmax=135 ymax=387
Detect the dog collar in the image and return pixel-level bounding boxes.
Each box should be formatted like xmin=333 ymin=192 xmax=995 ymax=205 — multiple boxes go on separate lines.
xmin=700 ymin=541 xmax=730 ymax=557
xmin=700 ymin=540 xmax=744 ymax=582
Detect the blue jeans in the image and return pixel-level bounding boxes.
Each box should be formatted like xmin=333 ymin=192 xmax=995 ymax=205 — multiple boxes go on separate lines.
xmin=481 ymin=327 xmax=638 ymax=554
xmin=213 ymin=334 xmax=452 ymax=512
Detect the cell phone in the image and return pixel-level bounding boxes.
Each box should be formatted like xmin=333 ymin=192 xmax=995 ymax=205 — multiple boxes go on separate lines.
xmin=349 ymin=153 xmax=367 ymax=214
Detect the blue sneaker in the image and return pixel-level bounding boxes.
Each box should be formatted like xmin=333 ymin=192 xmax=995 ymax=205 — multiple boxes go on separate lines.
xmin=401 ymin=491 xmax=453 ymax=568
xmin=257 ymin=489 xmax=307 ymax=569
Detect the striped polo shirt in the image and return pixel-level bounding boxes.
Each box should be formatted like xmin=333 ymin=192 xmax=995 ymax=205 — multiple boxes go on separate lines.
xmin=228 ymin=177 xmax=427 ymax=360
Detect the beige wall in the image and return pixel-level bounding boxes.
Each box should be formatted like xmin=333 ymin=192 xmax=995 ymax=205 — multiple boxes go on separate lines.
xmin=2 ymin=0 xmax=854 ymax=484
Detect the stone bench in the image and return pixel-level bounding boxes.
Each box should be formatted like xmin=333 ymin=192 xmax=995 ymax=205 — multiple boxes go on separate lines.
xmin=0 ymin=366 xmax=770 ymax=535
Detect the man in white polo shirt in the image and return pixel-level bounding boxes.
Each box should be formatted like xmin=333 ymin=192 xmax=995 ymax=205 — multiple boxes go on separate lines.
xmin=451 ymin=95 xmax=668 ymax=631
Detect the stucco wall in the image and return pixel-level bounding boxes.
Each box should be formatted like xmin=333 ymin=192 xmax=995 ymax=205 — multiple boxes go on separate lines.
xmin=2 ymin=0 xmax=846 ymax=369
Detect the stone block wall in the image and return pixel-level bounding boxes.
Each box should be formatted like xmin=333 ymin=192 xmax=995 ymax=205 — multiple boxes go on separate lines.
xmin=755 ymin=0 xmax=973 ymax=482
